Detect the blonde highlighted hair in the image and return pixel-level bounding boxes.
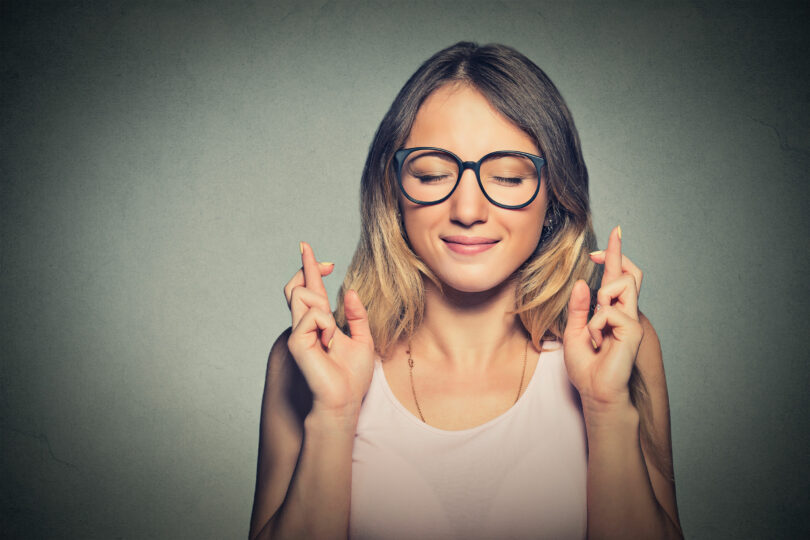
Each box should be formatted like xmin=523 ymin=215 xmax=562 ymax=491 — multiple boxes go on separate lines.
xmin=334 ymin=42 xmax=671 ymax=479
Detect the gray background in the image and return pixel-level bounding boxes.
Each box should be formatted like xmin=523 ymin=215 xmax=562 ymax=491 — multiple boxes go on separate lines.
xmin=2 ymin=1 xmax=808 ymax=538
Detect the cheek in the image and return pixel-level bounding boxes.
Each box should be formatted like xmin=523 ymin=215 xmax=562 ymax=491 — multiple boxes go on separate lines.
xmin=400 ymin=200 xmax=432 ymax=236
xmin=399 ymin=204 xmax=431 ymax=251
xmin=514 ymin=207 xmax=547 ymax=253
xmin=519 ymin=219 xmax=544 ymax=254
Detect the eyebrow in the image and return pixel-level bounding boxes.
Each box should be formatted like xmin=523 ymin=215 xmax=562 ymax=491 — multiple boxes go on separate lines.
xmin=407 ymin=150 xmax=456 ymax=159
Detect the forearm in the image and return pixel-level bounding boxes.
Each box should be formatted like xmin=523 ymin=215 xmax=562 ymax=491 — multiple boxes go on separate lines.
xmin=583 ymin=396 xmax=682 ymax=540
xmin=260 ymin=411 xmax=356 ymax=540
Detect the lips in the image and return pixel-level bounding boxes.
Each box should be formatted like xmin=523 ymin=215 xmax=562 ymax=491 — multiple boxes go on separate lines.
xmin=441 ymin=235 xmax=499 ymax=245
xmin=441 ymin=235 xmax=499 ymax=255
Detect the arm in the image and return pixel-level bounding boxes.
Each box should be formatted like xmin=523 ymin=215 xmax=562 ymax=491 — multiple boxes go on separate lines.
xmin=635 ymin=314 xmax=682 ymax=534
xmin=581 ymin=314 xmax=683 ymax=539
xmin=249 ymin=331 xmax=358 ymax=540
xmin=249 ymin=329 xmax=303 ymax=539
xmin=566 ymin=227 xmax=683 ymax=539
xmin=249 ymin=242 xmax=374 ymax=540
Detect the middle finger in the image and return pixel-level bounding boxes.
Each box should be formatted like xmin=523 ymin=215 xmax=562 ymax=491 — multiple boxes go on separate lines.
xmin=588 ymin=251 xmax=643 ymax=295
xmin=596 ymin=273 xmax=639 ymax=321
xmin=284 ymin=262 xmax=335 ymax=306
xmin=301 ymin=241 xmax=329 ymax=297
xmin=601 ymin=225 xmax=623 ymax=287
xmin=289 ymin=285 xmax=333 ymax=329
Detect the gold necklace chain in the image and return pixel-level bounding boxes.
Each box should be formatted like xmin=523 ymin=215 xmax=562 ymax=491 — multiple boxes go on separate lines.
xmin=406 ymin=338 xmax=529 ymax=424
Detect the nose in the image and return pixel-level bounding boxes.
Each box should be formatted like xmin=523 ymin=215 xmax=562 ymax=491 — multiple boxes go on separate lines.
xmin=448 ymin=168 xmax=489 ymax=226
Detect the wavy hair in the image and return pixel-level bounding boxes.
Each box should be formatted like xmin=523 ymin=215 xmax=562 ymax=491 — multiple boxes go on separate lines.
xmin=333 ymin=42 xmax=670 ymax=478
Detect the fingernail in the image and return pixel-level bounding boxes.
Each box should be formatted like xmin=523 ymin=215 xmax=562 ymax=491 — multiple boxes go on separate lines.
xmin=591 ymin=338 xmax=598 ymax=350
xmin=617 ymin=225 xmax=622 ymax=240
xmin=299 ymin=241 xmax=304 ymax=254
xmin=320 ymin=261 xmax=335 ymax=267
xmin=589 ymin=250 xmax=604 ymax=256
xmin=327 ymin=337 xmax=334 ymax=350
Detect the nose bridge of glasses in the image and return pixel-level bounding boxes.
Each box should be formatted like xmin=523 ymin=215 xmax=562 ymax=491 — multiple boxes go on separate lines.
xmin=451 ymin=160 xmax=488 ymax=206
xmin=458 ymin=160 xmax=481 ymax=184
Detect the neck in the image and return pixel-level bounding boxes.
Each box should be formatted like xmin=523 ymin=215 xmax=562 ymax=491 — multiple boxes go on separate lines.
xmin=410 ymin=276 xmax=529 ymax=373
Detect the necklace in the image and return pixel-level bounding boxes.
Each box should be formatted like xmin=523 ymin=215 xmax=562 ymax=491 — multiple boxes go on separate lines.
xmin=406 ymin=338 xmax=529 ymax=424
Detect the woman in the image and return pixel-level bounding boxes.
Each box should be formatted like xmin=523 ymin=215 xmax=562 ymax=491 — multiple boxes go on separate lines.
xmin=249 ymin=42 xmax=683 ymax=539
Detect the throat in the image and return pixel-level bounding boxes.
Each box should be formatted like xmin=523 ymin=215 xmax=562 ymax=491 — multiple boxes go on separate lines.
xmin=405 ymin=337 xmax=531 ymax=426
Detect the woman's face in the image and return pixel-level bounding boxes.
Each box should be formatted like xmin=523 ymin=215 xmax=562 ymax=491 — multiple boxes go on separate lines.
xmin=399 ymin=83 xmax=548 ymax=294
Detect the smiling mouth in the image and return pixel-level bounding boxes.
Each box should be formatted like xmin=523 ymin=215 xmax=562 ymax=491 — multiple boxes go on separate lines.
xmin=441 ymin=236 xmax=499 ymax=254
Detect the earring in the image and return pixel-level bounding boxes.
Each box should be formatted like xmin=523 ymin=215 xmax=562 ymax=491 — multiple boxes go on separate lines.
xmin=539 ymin=206 xmax=560 ymax=245
xmin=543 ymin=211 xmax=554 ymax=232
xmin=396 ymin=209 xmax=409 ymax=241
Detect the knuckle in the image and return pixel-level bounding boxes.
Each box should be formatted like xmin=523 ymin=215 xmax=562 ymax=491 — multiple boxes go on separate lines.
xmin=283 ymin=270 xmax=303 ymax=293
xmin=310 ymin=306 xmax=335 ymax=322
xmin=315 ymin=296 xmax=331 ymax=312
xmin=286 ymin=329 xmax=300 ymax=352
xmin=289 ymin=285 xmax=304 ymax=302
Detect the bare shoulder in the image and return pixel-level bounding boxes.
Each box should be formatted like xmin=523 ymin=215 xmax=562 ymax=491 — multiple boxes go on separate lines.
xmin=264 ymin=327 xmax=312 ymax=426
xmin=635 ymin=311 xmax=683 ymax=536
xmin=636 ymin=311 xmax=665 ymax=383
xmin=635 ymin=311 xmax=669 ymax=448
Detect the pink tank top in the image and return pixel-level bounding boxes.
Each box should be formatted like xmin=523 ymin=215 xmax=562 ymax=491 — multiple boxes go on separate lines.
xmin=349 ymin=341 xmax=588 ymax=539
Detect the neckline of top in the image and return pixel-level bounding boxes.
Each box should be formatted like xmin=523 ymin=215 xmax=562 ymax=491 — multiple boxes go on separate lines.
xmin=374 ymin=341 xmax=561 ymax=436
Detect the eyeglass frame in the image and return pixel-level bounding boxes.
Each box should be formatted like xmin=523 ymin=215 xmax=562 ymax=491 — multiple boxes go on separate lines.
xmin=393 ymin=146 xmax=546 ymax=210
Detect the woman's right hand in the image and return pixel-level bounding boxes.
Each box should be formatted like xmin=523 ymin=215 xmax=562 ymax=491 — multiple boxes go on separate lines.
xmin=284 ymin=241 xmax=375 ymax=427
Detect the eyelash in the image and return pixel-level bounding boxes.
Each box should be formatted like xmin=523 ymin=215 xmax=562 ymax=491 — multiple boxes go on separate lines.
xmin=492 ymin=177 xmax=525 ymax=185
xmin=417 ymin=175 xmax=450 ymax=183
xmin=415 ymin=175 xmax=528 ymax=186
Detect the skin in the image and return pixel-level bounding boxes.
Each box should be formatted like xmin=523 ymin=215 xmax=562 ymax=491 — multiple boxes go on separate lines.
xmin=248 ymin=83 xmax=683 ymax=539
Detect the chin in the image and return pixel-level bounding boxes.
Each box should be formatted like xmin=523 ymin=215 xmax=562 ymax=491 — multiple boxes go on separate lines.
xmin=434 ymin=270 xmax=516 ymax=296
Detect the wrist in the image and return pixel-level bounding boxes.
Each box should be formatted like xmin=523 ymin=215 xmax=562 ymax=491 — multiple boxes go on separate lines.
xmin=581 ymin=392 xmax=639 ymax=432
xmin=306 ymin=403 xmax=360 ymax=435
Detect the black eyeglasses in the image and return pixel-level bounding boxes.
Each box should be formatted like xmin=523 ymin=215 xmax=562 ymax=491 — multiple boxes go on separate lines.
xmin=393 ymin=147 xmax=546 ymax=209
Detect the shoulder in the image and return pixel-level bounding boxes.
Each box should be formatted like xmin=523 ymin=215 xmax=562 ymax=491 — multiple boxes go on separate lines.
xmin=636 ymin=311 xmax=665 ymax=384
xmin=267 ymin=327 xmax=292 ymax=376
xmin=634 ymin=312 xmax=670 ymax=423
xmin=264 ymin=327 xmax=312 ymax=423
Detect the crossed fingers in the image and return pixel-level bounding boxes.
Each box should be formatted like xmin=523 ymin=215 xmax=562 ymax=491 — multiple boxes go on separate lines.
xmin=588 ymin=226 xmax=643 ymax=347
xmin=283 ymin=242 xmax=336 ymax=350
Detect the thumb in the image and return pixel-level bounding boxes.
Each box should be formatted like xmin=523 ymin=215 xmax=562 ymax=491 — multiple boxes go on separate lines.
xmin=566 ymin=280 xmax=591 ymax=335
xmin=344 ymin=289 xmax=372 ymax=344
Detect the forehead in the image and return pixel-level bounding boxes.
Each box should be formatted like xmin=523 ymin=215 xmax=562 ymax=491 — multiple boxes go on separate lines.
xmin=405 ymin=83 xmax=540 ymax=159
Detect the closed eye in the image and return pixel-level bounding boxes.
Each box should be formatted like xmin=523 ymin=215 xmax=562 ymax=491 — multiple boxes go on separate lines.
xmin=492 ymin=176 xmax=526 ymax=186
xmin=417 ymin=175 xmax=452 ymax=184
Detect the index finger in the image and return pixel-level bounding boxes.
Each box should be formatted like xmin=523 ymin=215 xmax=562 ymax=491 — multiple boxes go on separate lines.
xmin=602 ymin=225 xmax=623 ymax=286
xmin=300 ymin=241 xmax=329 ymax=297
xmin=283 ymin=262 xmax=335 ymax=306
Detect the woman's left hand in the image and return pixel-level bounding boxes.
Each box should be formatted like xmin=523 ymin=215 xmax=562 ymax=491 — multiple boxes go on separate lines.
xmin=563 ymin=226 xmax=644 ymax=409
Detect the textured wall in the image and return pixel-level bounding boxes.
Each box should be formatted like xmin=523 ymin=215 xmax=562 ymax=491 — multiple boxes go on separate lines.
xmin=2 ymin=1 xmax=808 ymax=538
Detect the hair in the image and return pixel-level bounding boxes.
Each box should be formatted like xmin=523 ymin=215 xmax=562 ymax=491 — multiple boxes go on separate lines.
xmin=333 ymin=41 xmax=671 ymax=479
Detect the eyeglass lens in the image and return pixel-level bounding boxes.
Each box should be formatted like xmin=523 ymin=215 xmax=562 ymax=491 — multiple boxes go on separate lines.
xmin=400 ymin=150 xmax=539 ymax=207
